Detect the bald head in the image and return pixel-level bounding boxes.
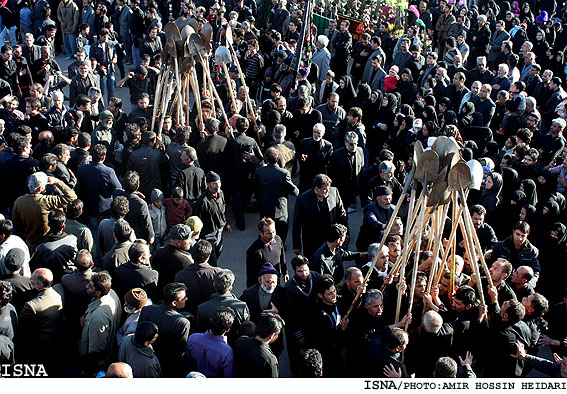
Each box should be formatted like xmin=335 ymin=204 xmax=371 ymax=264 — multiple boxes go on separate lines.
xmin=38 ymin=131 xmax=54 ymax=143
xmin=31 ymin=268 xmax=54 ymax=290
xmin=106 ymin=362 xmax=133 ymax=378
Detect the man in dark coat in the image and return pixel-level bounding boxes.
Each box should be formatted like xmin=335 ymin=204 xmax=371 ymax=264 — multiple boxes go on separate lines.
xmin=233 ymin=312 xmax=283 ymax=377
xmin=194 ymin=171 xmax=230 ymax=266
xmin=246 ymin=217 xmax=287 ymax=288
xmin=127 ymin=131 xmax=166 ymax=200
xmin=195 ymin=118 xmax=227 ymax=178
xmin=240 ymin=263 xmax=286 ymax=357
xmin=292 ymin=174 xmax=347 ymax=260
xmin=251 ymin=147 xmax=298 ymax=243
xmin=111 ymin=240 xmax=159 ymax=301
xmin=196 ymin=268 xmax=250 ymax=345
xmin=357 ymin=186 xmax=395 ymax=252
xmin=327 ymin=131 xmax=364 ymax=210
xmin=330 ymin=19 xmax=352 ymax=78
xmin=115 ymin=170 xmax=154 ymax=244
xmin=174 ymin=239 xmax=222 ymax=317
xmin=297 ymin=123 xmax=333 ymax=192
xmin=75 ymin=144 xmax=121 ymax=236
xmin=150 ymin=224 xmax=193 ymax=298
xmin=138 ymin=282 xmax=191 ymax=377
xmin=311 ymin=224 xmax=363 ymax=284
xmin=173 ymin=146 xmax=206 ymax=209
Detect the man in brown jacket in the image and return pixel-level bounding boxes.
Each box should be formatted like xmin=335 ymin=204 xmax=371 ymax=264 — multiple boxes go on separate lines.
xmin=12 ymin=172 xmax=77 ymax=252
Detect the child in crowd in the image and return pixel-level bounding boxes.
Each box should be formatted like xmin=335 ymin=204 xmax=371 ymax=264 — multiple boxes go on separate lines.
xmin=149 ymin=188 xmax=167 ymax=249
xmin=164 ymin=187 xmax=193 ymax=229
xmin=384 ymin=65 xmax=400 ymax=92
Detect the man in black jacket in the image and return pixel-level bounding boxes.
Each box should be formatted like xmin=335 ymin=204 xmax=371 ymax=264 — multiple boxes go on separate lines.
xmin=297 ymin=123 xmax=333 ymax=192
xmin=115 ymin=170 xmax=154 ymax=244
xmin=330 ymin=19 xmax=352 ymax=78
xmin=292 ymin=174 xmax=347 ymax=260
xmin=111 ymin=240 xmax=158 ymax=301
xmin=327 ymin=130 xmax=364 ymax=211
xmin=138 ymin=282 xmax=191 ymax=377
xmin=173 ymin=146 xmax=206 ymax=210
xmin=251 ymin=147 xmax=298 ymax=243
xmin=151 ymin=224 xmax=193 ymax=298
xmin=283 ymin=255 xmax=321 ymax=375
xmin=246 ymin=217 xmax=287 ymax=287
xmin=233 ymin=312 xmax=283 ymax=377
xmin=195 ymin=171 xmax=231 ymax=266
xmin=174 ymin=239 xmax=222 ymax=317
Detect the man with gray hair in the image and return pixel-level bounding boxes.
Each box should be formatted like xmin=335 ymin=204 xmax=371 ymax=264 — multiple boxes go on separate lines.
xmin=328 ymin=130 xmax=364 ymax=212
xmin=362 ymin=160 xmax=402 ymax=207
xmin=297 ymin=123 xmax=333 ymax=192
xmin=538 ymin=118 xmax=566 ymax=167
xmin=312 ymin=35 xmax=331 ymax=83
xmin=12 ymin=172 xmax=77 ymax=252
xmin=269 ymin=124 xmax=296 ymax=173
xmin=360 ymin=243 xmax=391 ymax=289
xmin=196 ymin=268 xmax=250 ymax=344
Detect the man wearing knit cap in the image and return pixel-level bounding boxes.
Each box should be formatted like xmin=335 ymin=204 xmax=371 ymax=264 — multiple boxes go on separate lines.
xmin=357 ymin=185 xmax=395 ymax=252
xmin=91 ymin=110 xmax=116 ymax=157
xmin=151 ymin=224 xmax=194 ymax=297
xmin=117 ymin=288 xmax=148 ymax=345
xmin=240 ymin=262 xmax=286 ymax=356
xmin=195 ymin=171 xmax=231 ymax=267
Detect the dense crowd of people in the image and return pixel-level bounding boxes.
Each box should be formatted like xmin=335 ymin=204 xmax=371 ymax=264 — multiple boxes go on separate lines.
xmin=0 ymin=0 xmax=567 ymax=380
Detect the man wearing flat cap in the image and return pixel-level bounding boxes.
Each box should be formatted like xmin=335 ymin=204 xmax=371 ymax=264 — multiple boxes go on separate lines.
xmin=151 ymin=224 xmax=194 ymax=297
xmin=195 ymin=171 xmax=231 ymax=267
xmin=116 ymin=65 xmax=151 ymax=105
xmin=0 ymin=248 xmax=35 ymax=312
xmin=356 ymin=185 xmax=395 ymax=252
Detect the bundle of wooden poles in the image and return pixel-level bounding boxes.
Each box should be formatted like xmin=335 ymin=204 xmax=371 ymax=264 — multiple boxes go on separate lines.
xmin=151 ymin=19 xmax=258 ymax=140
xmin=346 ymin=137 xmax=493 ymax=328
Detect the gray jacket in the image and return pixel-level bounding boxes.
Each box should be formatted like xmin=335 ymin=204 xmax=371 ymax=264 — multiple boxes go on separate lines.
xmin=80 ymin=290 xmax=122 ymax=356
xmin=118 ymin=334 xmax=162 ymax=377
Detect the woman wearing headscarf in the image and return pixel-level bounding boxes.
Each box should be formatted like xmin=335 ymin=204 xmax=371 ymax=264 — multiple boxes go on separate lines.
xmin=532 ymin=29 xmax=550 ymax=61
xmin=458 ymin=102 xmax=476 ymax=130
xmin=519 ymin=204 xmax=537 ymax=224
xmin=440 ymin=110 xmax=457 ymax=128
xmin=535 ymin=169 xmax=557 ymax=208
xmin=535 ymin=200 xmax=561 ymax=235
xmin=395 ymin=68 xmax=417 ymax=104
xmin=351 ymin=83 xmax=372 ymax=109
xmin=389 ymin=114 xmax=414 ymax=159
xmin=534 ymin=222 xmax=567 ymax=304
xmin=521 ymin=179 xmax=538 ymax=207
xmin=501 ymin=167 xmax=521 ymax=202
xmin=484 ymin=140 xmax=500 ymax=169
xmin=362 ymin=89 xmax=382 ymax=137
xmin=479 ymin=172 xmax=503 ymax=213
xmin=335 ymin=75 xmax=357 ymax=110
xmin=421 ymin=105 xmax=438 ymax=127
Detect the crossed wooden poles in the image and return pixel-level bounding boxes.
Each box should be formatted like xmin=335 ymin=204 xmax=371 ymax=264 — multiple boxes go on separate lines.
xmin=345 ymin=137 xmax=493 ymax=330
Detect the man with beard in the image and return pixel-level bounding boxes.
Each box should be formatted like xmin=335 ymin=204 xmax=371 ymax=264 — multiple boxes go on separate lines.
xmin=457 ymin=205 xmax=498 ymax=253
xmin=293 ymin=174 xmax=347 ymax=260
xmin=283 ymin=255 xmax=321 ymax=375
xmin=311 ymin=224 xmax=364 ymax=284
xmin=356 ymin=186 xmax=395 ymax=252
xmin=69 ymin=60 xmax=99 ymax=107
xmin=346 ymin=289 xmax=411 ymax=376
xmin=315 ymin=93 xmax=346 ymax=150
xmin=246 ymin=217 xmax=287 ymax=287
xmin=362 ymin=160 xmax=403 ymax=207
xmin=327 ymin=131 xmax=364 ymax=212
xmin=240 ymin=263 xmax=286 ymax=356
xmin=297 ymin=123 xmax=333 ymax=192
xmin=360 ymin=244 xmax=392 ymax=290
xmin=0 ymin=95 xmax=24 ymax=136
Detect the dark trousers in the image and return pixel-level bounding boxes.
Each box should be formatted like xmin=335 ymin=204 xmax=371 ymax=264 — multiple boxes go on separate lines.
xmin=204 ymin=228 xmax=223 ymax=266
